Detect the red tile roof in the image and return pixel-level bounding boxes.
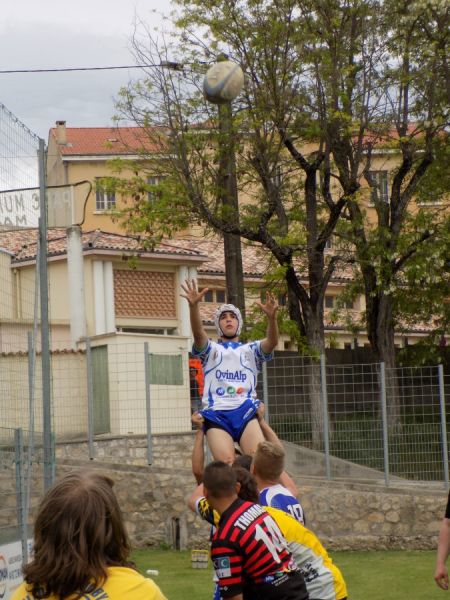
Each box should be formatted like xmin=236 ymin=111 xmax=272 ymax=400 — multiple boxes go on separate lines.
xmin=50 ymin=123 xmax=421 ymax=159
xmin=49 ymin=126 xmax=165 ymax=156
xmin=171 ymin=237 xmax=269 ymax=278
xmin=0 ymin=228 xmax=435 ymax=334
xmin=0 ymin=229 xmax=206 ymax=263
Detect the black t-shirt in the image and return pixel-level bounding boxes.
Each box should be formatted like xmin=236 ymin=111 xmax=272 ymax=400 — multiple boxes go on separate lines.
xmin=445 ymin=491 xmax=450 ymax=519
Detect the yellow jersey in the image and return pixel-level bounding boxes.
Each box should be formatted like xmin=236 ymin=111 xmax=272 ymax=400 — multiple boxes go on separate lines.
xmin=10 ymin=566 xmax=167 ymax=600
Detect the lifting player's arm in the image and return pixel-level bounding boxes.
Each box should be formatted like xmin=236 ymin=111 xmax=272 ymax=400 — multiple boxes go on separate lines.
xmin=191 ymin=416 xmax=205 ymax=484
xmin=256 ymin=403 xmax=299 ymax=498
xmin=180 ymin=279 xmax=209 ymax=350
xmin=255 ymin=292 xmax=279 ymax=355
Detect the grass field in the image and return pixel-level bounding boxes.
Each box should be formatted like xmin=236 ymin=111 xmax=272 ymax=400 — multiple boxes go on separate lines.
xmin=132 ymin=548 xmax=445 ymax=600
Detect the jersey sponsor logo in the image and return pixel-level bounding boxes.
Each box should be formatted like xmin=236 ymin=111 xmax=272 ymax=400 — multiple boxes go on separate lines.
xmin=236 ymin=387 xmax=244 ymax=394
xmin=226 ymin=386 xmax=236 ymax=395
xmin=81 ymin=583 xmax=110 ymax=599
xmin=300 ymin=561 xmax=319 ymax=582
xmin=216 ymin=387 xmax=226 ymax=396
xmin=214 ymin=556 xmax=232 ymax=578
xmin=215 ymin=369 xmax=247 ymax=382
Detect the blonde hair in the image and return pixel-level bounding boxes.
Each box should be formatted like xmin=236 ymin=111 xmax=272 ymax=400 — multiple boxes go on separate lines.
xmin=252 ymin=441 xmax=285 ymax=481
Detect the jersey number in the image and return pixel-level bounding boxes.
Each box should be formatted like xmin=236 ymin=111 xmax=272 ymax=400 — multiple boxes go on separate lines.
xmin=287 ymin=503 xmax=303 ymax=522
xmin=254 ymin=516 xmax=288 ymax=563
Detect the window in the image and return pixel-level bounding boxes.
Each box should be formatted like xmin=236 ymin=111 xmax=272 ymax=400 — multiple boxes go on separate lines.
xmin=325 ymin=295 xmax=335 ymax=309
xmin=325 ymin=237 xmax=333 ymax=249
xmin=278 ymin=293 xmax=287 ymax=307
xmin=148 ymin=354 xmax=183 ymax=385
xmin=95 ymin=179 xmax=116 ymax=210
xmin=147 ymin=176 xmax=165 ymax=202
xmin=368 ymin=170 xmax=389 ymax=204
xmin=118 ymin=326 xmax=177 ymax=335
xmin=203 ymin=289 xmax=227 ymax=303
xmin=343 ymin=299 xmax=354 ymax=309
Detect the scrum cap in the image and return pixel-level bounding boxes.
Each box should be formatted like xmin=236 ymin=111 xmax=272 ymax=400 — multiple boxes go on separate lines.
xmin=214 ymin=303 xmax=243 ymax=338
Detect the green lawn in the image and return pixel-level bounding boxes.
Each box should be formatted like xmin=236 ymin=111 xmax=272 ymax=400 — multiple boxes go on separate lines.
xmin=132 ymin=548 xmax=444 ymax=600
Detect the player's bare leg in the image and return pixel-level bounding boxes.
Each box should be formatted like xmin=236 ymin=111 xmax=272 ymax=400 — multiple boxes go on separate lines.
xmin=206 ymin=428 xmax=236 ymax=464
xmin=239 ymin=419 xmax=265 ymax=456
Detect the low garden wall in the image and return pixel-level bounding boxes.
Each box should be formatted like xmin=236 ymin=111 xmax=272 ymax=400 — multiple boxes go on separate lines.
xmin=55 ymin=433 xmax=446 ymax=551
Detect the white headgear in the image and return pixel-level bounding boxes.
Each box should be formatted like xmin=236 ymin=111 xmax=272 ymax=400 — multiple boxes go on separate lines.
xmin=214 ymin=303 xmax=243 ymax=338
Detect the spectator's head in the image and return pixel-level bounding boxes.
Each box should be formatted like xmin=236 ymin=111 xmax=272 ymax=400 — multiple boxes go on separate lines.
xmin=233 ymin=467 xmax=259 ymax=502
xmin=252 ymin=441 xmax=285 ymax=481
xmin=232 ymin=453 xmax=253 ymax=472
xmin=23 ymin=470 xmax=132 ymax=598
xmin=203 ymin=461 xmax=238 ymax=500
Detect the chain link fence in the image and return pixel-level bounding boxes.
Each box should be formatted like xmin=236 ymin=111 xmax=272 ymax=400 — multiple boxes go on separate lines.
xmin=4 ymin=343 xmax=448 ymax=484
xmin=264 ymin=357 xmax=450 ymax=484
xmin=0 ymin=427 xmax=46 ymax=598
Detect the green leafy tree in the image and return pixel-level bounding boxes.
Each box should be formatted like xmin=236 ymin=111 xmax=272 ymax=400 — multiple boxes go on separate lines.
xmin=111 ymin=0 xmax=449 ymax=443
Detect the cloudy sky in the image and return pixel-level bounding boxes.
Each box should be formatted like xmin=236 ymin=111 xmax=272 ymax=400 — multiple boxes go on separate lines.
xmin=0 ymin=0 xmax=171 ymax=140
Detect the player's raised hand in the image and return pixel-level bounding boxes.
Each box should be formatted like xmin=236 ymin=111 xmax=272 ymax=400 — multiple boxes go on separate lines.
xmin=255 ymin=291 xmax=279 ymax=319
xmin=180 ymin=279 xmax=209 ymax=306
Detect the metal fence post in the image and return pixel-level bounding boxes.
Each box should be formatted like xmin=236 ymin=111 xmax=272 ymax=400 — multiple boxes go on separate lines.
xmin=14 ymin=428 xmax=28 ymax=565
xmin=85 ymin=337 xmax=95 ymax=460
xmin=25 ymin=332 xmax=36 ymax=530
xmin=38 ymin=138 xmax=54 ymax=490
xmin=144 ymin=343 xmax=153 ymax=465
xmin=320 ymin=354 xmax=331 ymax=480
xmin=379 ymin=362 xmax=390 ymax=486
xmin=438 ymin=364 xmax=449 ymax=489
xmin=262 ymin=362 xmax=269 ymax=424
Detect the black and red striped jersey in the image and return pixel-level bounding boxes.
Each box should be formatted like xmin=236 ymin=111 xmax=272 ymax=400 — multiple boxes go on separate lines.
xmin=211 ymin=498 xmax=297 ymax=598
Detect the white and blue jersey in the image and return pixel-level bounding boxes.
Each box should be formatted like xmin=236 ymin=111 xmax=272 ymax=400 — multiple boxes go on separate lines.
xmin=259 ymin=484 xmax=306 ymax=525
xmin=192 ymin=339 xmax=272 ymax=411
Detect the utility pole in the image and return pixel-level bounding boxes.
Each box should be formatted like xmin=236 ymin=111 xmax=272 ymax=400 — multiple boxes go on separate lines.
xmin=217 ymin=101 xmax=246 ymax=317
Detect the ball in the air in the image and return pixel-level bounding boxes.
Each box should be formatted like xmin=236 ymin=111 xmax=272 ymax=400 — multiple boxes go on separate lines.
xmin=203 ymin=61 xmax=244 ymax=104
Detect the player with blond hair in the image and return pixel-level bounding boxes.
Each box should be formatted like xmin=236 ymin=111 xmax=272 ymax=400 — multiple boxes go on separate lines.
xmin=252 ymin=440 xmax=305 ymax=524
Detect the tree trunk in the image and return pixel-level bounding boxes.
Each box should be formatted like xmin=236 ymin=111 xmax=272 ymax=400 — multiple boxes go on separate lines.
xmin=285 ymin=266 xmax=328 ymax=450
xmin=368 ymin=294 xmax=402 ymax=430
xmin=304 ymin=312 xmax=327 ymax=450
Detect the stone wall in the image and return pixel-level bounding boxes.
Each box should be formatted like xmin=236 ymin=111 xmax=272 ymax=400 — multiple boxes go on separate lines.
xmin=54 ymin=433 xmax=447 ymax=551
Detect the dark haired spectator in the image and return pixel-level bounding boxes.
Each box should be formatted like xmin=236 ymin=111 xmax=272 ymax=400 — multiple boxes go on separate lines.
xmin=11 ymin=470 xmax=167 ymax=600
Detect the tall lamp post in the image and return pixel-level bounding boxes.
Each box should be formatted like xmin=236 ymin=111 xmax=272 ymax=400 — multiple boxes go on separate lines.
xmin=160 ymin=58 xmax=247 ymax=318
xmin=203 ymin=59 xmax=246 ymax=320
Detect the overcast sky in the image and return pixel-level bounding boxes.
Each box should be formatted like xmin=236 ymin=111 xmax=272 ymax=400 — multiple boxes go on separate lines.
xmin=0 ymin=0 xmax=171 ymax=141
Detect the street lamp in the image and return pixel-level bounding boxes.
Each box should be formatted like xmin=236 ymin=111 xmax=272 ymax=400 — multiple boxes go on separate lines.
xmin=203 ymin=58 xmax=246 ymax=319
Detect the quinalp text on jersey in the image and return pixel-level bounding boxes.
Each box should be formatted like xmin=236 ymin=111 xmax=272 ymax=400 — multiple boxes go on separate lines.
xmin=215 ymin=369 xmax=247 ymax=382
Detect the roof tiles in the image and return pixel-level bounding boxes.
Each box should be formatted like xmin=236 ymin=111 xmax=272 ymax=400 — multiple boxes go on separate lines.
xmin=49 ymin=126 xmax=165 ymax=156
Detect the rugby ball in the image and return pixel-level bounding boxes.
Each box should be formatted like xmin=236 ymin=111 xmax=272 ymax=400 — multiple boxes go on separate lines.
xmin=203 ymin=60 xmax=244 ymax=104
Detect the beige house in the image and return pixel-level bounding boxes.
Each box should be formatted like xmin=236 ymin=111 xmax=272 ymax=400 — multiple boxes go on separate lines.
xmin=0 ymin=227 xmax=208 ymax=437
xmin=44 ymin=121 xmax=438 ymax=351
